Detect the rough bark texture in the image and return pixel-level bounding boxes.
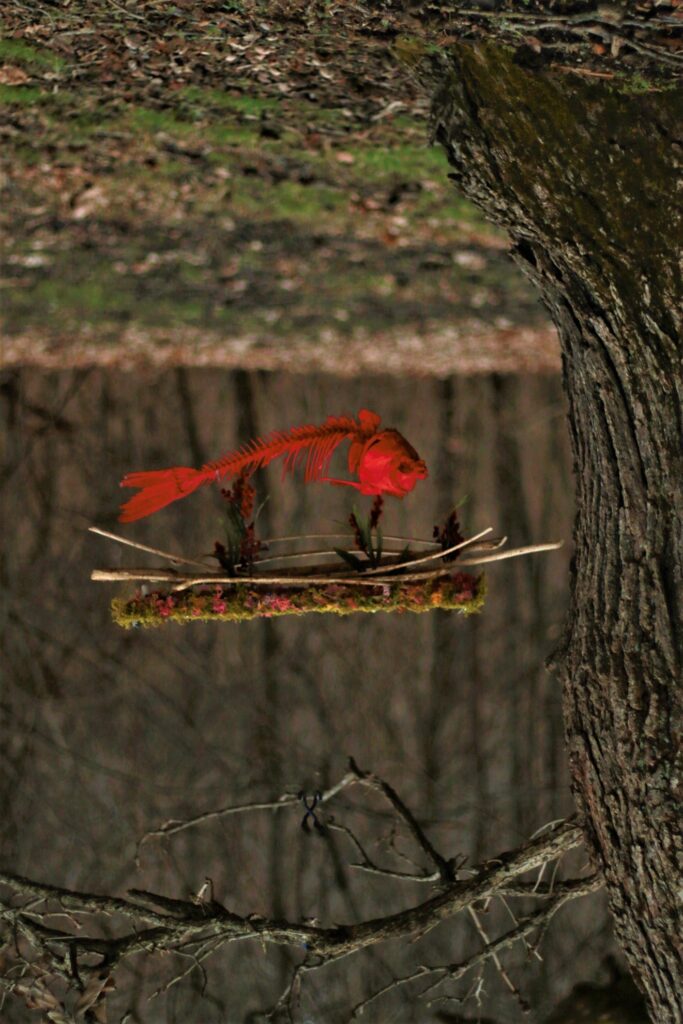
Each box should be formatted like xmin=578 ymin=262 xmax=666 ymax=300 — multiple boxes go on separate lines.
xmin=431 ymin=45 xmax=682 ymax=1022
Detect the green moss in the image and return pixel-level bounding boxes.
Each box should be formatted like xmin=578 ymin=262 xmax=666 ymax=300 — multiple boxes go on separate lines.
xmin=29 ymin=279 xmax=116 ymax=315
xmin=179 ymin=86 xmax=279 ymax=114
xmin=0 ymin=84 xmax=50 ymax=105
xmin=128 ymin=157 xmax=192 ymax=181
xmin=8 ymin=141 xmax=42 ymax=163
xmin=449 ymin=43 xmax=677 ymax=282
xmin=612 ymin=73 xmax=676 ymax=95
xmin=7 ymin=275 xmax=208 ymax=331
xmin=61 ymin=110 xmax=107 ymax=136
xmin=412 ymin=188 xmax=493 ymax=229
xmin=393 ymin=35 xmax=442 ymax=69
xmin=391 ymin=113 xmax=424 ymax=131
xmin=177 ymin=87 xmax=285 ymax=138
xmin=229 ymin=178 xmax=345 ymax=220
xmin=351 ymin=145 xmax=448 ymax=181
xmin=111 ymin=573 xmax=486 ymax=628
xmin=0 ymin=37 xmax=66 ymax=71
xmin=127 ymin=107 xmax=195 ymax=135
xmin=206 ymin=123 xmax=263 ymax=146
xmin=219 ymin=94 xmax=280 ymax=116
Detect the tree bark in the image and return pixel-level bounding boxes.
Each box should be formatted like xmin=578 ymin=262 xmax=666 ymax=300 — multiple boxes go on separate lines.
xmin=431 ymin=43 xmax=682 ymax=1021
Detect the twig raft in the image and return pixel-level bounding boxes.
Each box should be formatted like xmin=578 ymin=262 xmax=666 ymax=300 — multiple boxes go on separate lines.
xmin=111 ymin=573 xmax=486 ymax=628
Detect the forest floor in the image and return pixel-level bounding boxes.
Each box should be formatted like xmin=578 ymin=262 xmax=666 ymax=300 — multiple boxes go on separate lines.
xmin=2 ymin=1 xmax=676 ymax=374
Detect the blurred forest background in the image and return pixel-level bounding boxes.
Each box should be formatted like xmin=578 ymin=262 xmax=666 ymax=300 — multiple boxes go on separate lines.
xmin=0 ymin=0 xmax=557 ymax=375
xmin=0 ymin=1 xmax=651 ymax=1021
xmin=1 ymin=368 xmax=621 ymax=1022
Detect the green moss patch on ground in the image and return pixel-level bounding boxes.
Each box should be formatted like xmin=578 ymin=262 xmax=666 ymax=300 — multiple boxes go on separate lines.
xmin=0 ymin=2 xmax=555 ymax=370
xmin=0 ymin=37 xmax=66 ymax=71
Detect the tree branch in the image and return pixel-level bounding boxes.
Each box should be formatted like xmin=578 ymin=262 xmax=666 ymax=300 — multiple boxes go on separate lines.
xmin=348 ymin=756 xmax=455 ymax=883
xmin=0 ymin=817 xmax=590 ymax=964
xmin=135 ymin=769 xmax=357 ymax=862
xmin=0 ymin=762 xmax=597 ymax=1022
xmin=350 ymin=873 xmax=602 ymax=1018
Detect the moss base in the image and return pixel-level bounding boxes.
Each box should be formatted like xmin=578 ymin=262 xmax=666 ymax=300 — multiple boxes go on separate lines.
xmin=112 ymin=572 xmax=485 ymax=628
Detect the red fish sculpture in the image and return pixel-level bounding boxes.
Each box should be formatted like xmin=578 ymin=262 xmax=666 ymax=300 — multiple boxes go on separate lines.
xmin=118 ymin=409 xmax=428 ymax=523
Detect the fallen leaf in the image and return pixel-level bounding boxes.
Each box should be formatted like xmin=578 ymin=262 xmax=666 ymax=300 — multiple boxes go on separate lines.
xmin=523 ymin=35 xmax=542 ymax=55
xmin=0 ymin=65 xmax=30 ymax=85
xmin=74 ymin=971 xmax=115 ymax=1019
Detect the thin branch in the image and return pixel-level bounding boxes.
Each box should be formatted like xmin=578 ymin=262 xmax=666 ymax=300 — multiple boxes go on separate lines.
xmin=467 ymin=905 xmax=528 ymax=1013
xmin=496 ymin=893 xmax=543 ymax=962
xmin=92 ymin=565 xmax=447 ymax=587
xmin=87 ymin=527 xmax=210 ymax=570
xmin=261 ymin=533 xmax=440 ymax=547
xmin=91 ymin=539 xmax=561 ymax=588
xmin=0 ymin=871 xmax=171 ymax=928
xmin=458 ymin=541 xmax=562 ymax=565
xmin=1 ymin=757 xmax=596 ymax=1024
xmin=242 ymin=545 xmax=420 ymax=569
xmin=348 ymin=758 xmax=454 ymax=883
xmin=327 ymin=822 xmax=442 ymax=884
xmin=361 ymin=527 xmax=494 ymax=575
xmin=135 ymin=771 xmax=357 ymax=861
xmin=265 ymin=957 xmax=316 ymax=1024
xmin=350 ymin=862 xmax=441 ymax=884
xmin=435 ymin=872 xmax=602 ymax=989
xmin=92 ymin=566 xmax=460 ymax=588
xmin=350 ymin=873 xmax=602 ymax=1018
xmin=146 ymin=935 xmax=220 ymax=1001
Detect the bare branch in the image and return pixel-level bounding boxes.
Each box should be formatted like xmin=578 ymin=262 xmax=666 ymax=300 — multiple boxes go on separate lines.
xmin=348 ymin=757 xmax=454 ymax=883
xmin=87 ymin=526 xmax=210 ymax=570
xmin=361 ymin=527 xmax=494 ymax=575
xmin=0 ymin=871 xmax=169 ymax=928
xmin=0 ymin=759 xmax=597 ymax=1024
xmin=135 ymin=770 xmax=357 ymax=861
xmin=467 ymin=905 xmax=529 ymax=1013
xmin=0 ymin=818 xmax=590 ymax=965
xmin=327 ymin=821 xmax=443 ymax=884
xmin=458 ymin=541 xmax=563 ymax=566
xmin=350 ymin=873 xmax=602 ymax=1018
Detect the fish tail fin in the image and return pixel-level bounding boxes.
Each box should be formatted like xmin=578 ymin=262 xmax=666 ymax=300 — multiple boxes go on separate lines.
xmin=118 ymin=467 xmax=209 ymax=522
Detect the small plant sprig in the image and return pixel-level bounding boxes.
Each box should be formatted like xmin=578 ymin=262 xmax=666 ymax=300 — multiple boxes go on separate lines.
xmin=433 ymin=508 xmax=465 ymax=562
xmin=213 ymin=472 xmax=264 ymax=574
xmin=336 ymin=496 xmax=385 ymax=571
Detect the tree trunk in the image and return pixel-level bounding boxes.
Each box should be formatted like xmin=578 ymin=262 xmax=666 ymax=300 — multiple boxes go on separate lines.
xmin=431 ymin=43 xmax=682 ymax=1021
